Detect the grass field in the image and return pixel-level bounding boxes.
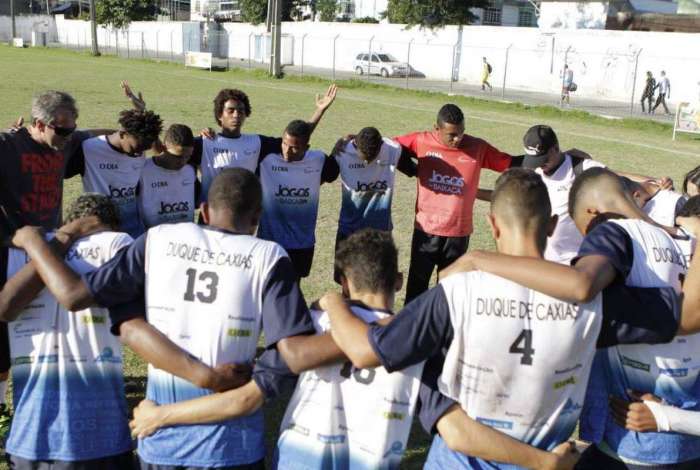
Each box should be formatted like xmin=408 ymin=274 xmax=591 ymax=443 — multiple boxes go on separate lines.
xmin=0 ymin=44 xmax=698 ymax=468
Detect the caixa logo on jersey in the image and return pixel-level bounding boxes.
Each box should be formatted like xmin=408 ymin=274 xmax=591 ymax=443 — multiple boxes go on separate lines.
xmin=98 ymin=163 xmax=119 ymax=170
xmin=108 ymin=184 xmax=137 ymax=200
xmin=157 ymin=201 xmax=191 ymax=215
xmin=355 ymin=180 xmax=389 ymax=193
xmin=427 ymin=170 xmax=464 ymax=194
xmin=275 ymin=185 xmax=311 ymax=198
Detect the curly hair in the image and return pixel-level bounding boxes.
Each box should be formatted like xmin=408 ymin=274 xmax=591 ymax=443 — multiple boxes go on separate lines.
xmin=213 ymin=89 xmax=252 ymax=126
xmin=118 ymin=109 xmax=163 ymax=147
xmin=335 ymin=229 xmax=398 ymax=295
xmin=64 ymin=193 xmax=120 ymax=230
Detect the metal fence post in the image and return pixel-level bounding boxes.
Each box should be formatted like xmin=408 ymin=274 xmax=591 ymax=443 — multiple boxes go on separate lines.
xmin=405 ymin=39 xmax=414 ymax=89
xmin=115 ymin=30 xmax=119 ymax=56
xmin=332 ymin=34 xmax=339 ymax=81
xmin=141 ymin=32 xmax=145 ymax=59
xmin=227 ymin=31 xmax=231 ymax=70
xmin=127 ymin=30 xmax=130 ymax=58
xmin=300 ymin=33 xmax=307 ymax=77
xmin=449 ymin=44 xmax=457 ymax=92
xmin=170 ymin=30 xmax=174 ymax=61
xmin=560 ymin=45 xmax=572 ymax=107
xmin=502 ymin=44 xmax=512 ymax=98
xmin=155 ymin=31 xmax=159 ymax=59
xmin=629 ymin=49 xmax=643 ymax=115
xmin=367 ymin=35 xmax=375 ymax=80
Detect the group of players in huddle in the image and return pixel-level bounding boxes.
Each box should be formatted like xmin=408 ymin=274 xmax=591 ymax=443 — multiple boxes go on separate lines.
xmin=1 ymin=81 xmax=700 ymax=470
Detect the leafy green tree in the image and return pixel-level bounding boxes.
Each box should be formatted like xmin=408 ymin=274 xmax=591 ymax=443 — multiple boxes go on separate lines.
xmin=316 ymin=0 xmax=337 ymax=22
xmin=385 ymin=0 xmax=488 ymax=28
xmin=95 ymin=0 xmax=158 ymax=29
xmin=240 ymin=0 xmax=267 ymax=24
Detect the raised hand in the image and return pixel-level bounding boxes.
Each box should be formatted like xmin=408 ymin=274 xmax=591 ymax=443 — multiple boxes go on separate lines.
xmin=121 ymin=80 xmax=146 ymax=111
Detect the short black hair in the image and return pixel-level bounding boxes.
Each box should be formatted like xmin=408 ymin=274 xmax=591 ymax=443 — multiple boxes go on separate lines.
xmin=65 ymin=193 xmax=120 ymax=230
xmin=284 ymin=120 xmax=312 ymax=143
xmin=335 ymin=229 xmax=398 ymax=295
xmin=437 ymin=104 xmax=464 ymax=127
xmin=164 ymin=124 xmax=194 ymax=148
xmin=678 ymin=195 xmax=700 ymax=218
xmin=683 ymin=165 xmax=700 ymax=194
xmin=207 ymin=168 xmax=261 ymax=218
xmin=491 ymin=169 xmax=551 ymax=242
xmin=213 ymin=89 xmax=252 ymax=125
xmin=568 ymin=167 xmax=619 ymax=218
xmin=355 ymin=127 xmax=383 ymax=161
xmin=118 ymin=109 xmax=163 ymax=147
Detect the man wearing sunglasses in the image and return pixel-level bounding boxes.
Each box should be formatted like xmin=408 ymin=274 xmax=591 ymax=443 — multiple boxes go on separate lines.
xmin=0 ymin=90 xmax=95 ymax=448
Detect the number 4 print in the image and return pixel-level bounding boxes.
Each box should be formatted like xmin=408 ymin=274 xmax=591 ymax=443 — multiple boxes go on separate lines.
xmin=509 ymin=329 xmax=535 ymax=365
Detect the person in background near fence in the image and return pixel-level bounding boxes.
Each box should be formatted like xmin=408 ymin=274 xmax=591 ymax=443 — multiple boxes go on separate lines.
xmin=653 ymin=70 xmax=671 ymax=115
xmin=481 ymin=57 xmax=492 ymax=92
xmin=561 ymin=65 xmax=574 ymax=105
xmin=641 ymin=71 xmax=656 ymax=114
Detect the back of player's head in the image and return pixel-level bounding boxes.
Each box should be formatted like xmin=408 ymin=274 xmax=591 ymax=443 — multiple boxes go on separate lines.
xmin=31 ymin=90 xmax=78 ymax=124
xmin=683 ymin=165 xmax=700 ymax=195
xmin=284 ymin=120 xmax=312 ymax=144
xmin=65 ymin=193 xmax=120 ymax=230
xmin=164 ymin=124 xmax=194 ymax=148
xmin=355 ymin=127 xmax=383 ymax=161
xmin=437 ymin=104 xmax=464 ymax=127
xmin=207 ymin=168 xmax=261 ymax=218
xmin=213 ymin=88 xmax=252 ymax=125
xmin=678 ymin=195 xmax=700 ymax=218
xmin=619 ymin=176 xmax=642 ymax=195
xmin=335 ymin=229 xmax=398 ymax=295
xmin=491 ymin=169 xmax=551 ymax=238
xmin=118 ymin=109 xmax=163 ymax=147
xmin=568 ymin=167 xmax=623 ymax=219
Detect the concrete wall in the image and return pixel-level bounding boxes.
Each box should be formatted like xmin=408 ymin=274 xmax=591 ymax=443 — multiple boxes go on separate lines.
xmin=3 ymin=16 xmax=696 ymax=104
xmin=0 ymin=15 xmax=56 ymax=42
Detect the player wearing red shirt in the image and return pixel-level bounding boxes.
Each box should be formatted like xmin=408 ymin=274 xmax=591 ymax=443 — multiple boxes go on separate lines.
xmin=395 ymin=104 xmax=519 ymax=302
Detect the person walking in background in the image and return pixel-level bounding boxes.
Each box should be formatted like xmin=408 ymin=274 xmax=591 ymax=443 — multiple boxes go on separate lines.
xmin=561 ymin=64 xmax=574 ymax=105
xmin=481 ymin=57 xmax=492 ymax=91
xmin=653 ymin=70 xmax=671 ymax=115
xmin=641 ymin=71 xmax=656 ymax=114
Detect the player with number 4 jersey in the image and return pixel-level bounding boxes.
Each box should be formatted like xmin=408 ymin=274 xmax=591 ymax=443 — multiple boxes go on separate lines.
xmin=321 ymin=169 xmax=688 ymax=470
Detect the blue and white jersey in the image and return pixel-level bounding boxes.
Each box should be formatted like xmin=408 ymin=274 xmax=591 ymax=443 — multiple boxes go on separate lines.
xmin=138 ymin=158 xmax=196 ymax=229
xmin=6 ymin=231 xmax=133 ymax=462
xmin=578 ymin=219 xmax=700 ymax=465
xmin=336 ymin=139 xmax=402 ymax=237
xmin=275 ymin=304 xmax=424 ymax=470
xmin=643 ymin=189 xmax=687 ymax=227
xmin=81 ymin=222 xmax=315 ymax=467
xmin=258 ymin=151 xmax=335 ymax=250
xmin=81 ymin=136 xmax=146 ymax=238
xmin=366 ymin=253 xmax=681 ymax=469
xmin=197 ymin=134 xmax=262 ymax=202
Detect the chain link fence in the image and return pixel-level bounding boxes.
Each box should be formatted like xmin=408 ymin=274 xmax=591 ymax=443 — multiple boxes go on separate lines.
xmin=52 ymin=24 xmax=700 ymax=121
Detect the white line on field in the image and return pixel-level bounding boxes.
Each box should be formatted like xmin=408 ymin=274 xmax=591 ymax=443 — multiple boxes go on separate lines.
xmin=9 ymin=52 xmax=699 ymax=158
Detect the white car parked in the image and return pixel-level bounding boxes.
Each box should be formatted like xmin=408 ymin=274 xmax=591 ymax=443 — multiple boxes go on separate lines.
xmin=353 ymin=53 xmax=412 ymax=78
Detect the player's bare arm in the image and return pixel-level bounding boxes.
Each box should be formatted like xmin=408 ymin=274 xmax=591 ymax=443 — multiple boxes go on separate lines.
xmin=275 ymin=332 xmax=345 ymax=374
xmin=440 ymin=250 xmax=616 ymax=303
xmin=320 ymin=291 xmax=383 ymax=369
xmin=677 ymin=216 xmax=700 ymax=334
xmin=118 ymin=317 xmax=250 ymax=392
xmin=437 ymin=405 xmax=580 ymax=470
xmin=0 ymin=218 xmax=104 ymax=321
xmin=129 ymin=381 xmax=265 ymax=439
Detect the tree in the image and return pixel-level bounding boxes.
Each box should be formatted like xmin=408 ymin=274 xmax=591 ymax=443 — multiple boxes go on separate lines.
xmin=385 ymin=0 xmax=488 ymax=28
xmin=95 ymin=0 xmax=158 ymax=30
xmin=240 ymin=0 xmax=267 ymax=24
xmin=316 ymin=0 xmax=337 ymax=22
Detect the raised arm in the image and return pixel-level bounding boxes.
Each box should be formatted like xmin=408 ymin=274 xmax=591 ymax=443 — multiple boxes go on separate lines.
xmin=307 ymin=84 xmax=338 ymax=133
xmin=437 ymin=405 xmax=579 ymax=470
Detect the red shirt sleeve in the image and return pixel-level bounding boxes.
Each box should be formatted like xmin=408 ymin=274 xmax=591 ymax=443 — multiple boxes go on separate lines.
xmin=394 ymin=132 xmax=420 ymax=155
xmin=481 ymin=141 xmax=512 ymax=172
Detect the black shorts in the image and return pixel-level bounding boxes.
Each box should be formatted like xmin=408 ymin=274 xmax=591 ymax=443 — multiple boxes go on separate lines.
xmin=286 ymin=247 xmax=314 ymax=279
xmin=137 ymin=457 xmax=264 ymax=470
xmin=575 ymin=444 xmax=700 ymax=470
xmin=405 ymin=227 xmax=469 ymax=303
xmin=7 ymin=451 xmax=137 ymax=470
